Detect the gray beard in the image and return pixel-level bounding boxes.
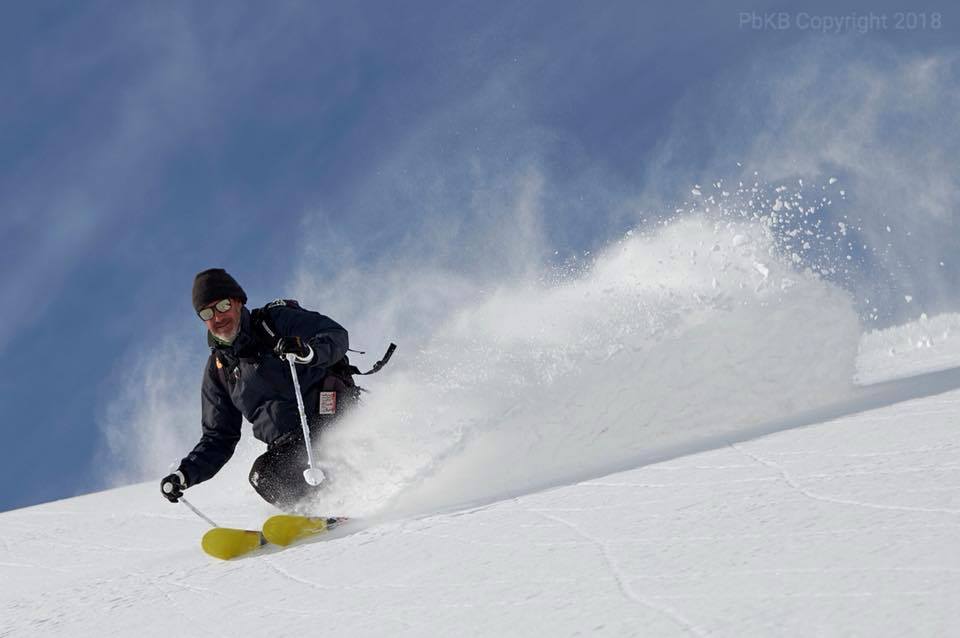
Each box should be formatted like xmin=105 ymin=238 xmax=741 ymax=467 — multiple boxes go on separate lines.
xmin=211 ymin=326 xmax=239 ymax=345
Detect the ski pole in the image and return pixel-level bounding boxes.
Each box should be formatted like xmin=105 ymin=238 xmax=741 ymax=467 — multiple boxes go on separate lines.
xmin=166 ymin=461 xmax=219 ymax=527
xmin=285 ymin=353 xmax=326 ymax=486
xmin=180 ymin=496 xmax=219 ymax=528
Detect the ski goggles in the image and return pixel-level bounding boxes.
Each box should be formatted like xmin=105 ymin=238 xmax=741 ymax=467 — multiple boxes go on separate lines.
xmin=197 ymin=298 xmax=232 ymax=321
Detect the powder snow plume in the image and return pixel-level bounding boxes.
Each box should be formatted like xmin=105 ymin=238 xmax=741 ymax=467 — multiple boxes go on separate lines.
xmin=99 ymin=195 xmax=861 ymax=521
xmin=306 ymin=214 xmax=861 ymax=517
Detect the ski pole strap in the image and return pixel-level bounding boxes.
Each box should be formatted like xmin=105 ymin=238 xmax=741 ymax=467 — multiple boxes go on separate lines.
xmin=353 ymin=343 xmax=396 ymax=376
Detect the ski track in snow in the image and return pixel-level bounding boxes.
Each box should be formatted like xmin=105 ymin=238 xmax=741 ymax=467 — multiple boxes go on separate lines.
xmin=731 ymin=443 xmax=960 ymax=516
xmin=532 ymin=508 xmax=710 ymax=637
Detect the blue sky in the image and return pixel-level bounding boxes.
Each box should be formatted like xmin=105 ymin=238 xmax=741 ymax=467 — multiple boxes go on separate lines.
xmin=2 ymin=1 xmax=958 ymax=511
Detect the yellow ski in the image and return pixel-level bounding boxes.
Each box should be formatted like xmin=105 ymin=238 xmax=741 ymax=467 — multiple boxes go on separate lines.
xmin=262 ymin=515 xmax=349 ymax=546
xmin=201 ymin=527 xmax=266 ymax=560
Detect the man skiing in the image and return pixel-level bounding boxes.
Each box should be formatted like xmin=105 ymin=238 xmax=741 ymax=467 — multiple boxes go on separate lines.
xmin=160 ymin=268 xmax=354 ymax=510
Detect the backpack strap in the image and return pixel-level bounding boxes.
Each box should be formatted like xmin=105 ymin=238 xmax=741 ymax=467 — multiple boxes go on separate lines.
xmin=251 ymin=299 xmax=302 ymax=350
xmin=350 ymin=343 xmax=397 ymax=375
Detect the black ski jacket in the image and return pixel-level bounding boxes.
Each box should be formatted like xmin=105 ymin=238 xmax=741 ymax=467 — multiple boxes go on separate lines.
xmin=179 ymin=303 xmax=349 ymax=486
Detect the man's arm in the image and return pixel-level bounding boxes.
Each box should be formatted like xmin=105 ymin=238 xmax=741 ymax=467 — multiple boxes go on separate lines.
xmin=269 ymin=305 xmax=349 ymax=368
xmin=177 ymin=355 xmax=243 ymax=487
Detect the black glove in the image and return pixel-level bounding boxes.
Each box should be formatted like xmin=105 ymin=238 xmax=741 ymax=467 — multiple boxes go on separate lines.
xmin=275 ymin=336 xmax=313 ymax=363
xmin=161 ymin=471 xmax=187 ymax=503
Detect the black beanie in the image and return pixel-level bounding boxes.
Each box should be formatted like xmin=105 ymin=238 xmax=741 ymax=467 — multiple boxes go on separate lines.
xmin=192 ymin=268 xmax=247 ymax=312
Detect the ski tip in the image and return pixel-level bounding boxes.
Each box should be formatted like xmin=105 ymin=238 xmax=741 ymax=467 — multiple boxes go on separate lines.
xmin=201 ymin=528 xmax=265 ymax=560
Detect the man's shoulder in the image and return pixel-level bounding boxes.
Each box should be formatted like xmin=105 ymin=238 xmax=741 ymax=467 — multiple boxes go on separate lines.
xmin=200 ymin=349 xmax=227 ymax=390
xmin=256 ymin=299 xmax=308 ymax=319
xmin=256 ymin=299 xmax=319 ymax=323
xmin=260 ymin=298 xmax=305 ymax=312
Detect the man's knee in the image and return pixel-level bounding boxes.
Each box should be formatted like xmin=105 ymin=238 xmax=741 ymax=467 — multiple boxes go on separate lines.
xmin=248 ymin=454 xmax=275 ymax=500
xmin=249 ymin=450 xmax=291 ymax=504
xmin=249 ymin=444 xmax=313 ymax=508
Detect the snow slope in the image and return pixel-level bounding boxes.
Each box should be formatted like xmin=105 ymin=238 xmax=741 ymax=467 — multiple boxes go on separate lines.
xmin=2 ymin=313 xmax=959 ymax=637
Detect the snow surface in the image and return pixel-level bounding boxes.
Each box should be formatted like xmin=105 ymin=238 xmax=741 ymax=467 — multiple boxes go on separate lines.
xmin=3 ymin=219 xmax=960 ymax=636
xmin=2 ymin=315 xmax=959 ymax=637
xmin=857 ymin=312 xmax=960 ymax=385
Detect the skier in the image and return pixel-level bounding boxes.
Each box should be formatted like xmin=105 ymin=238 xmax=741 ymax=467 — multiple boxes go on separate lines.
xmin=160 ymin=268 xmax=358 ymax=510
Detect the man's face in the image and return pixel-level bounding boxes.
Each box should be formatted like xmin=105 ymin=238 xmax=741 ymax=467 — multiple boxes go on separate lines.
xmin=201 ymin=298 xmax=242 ymax=341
